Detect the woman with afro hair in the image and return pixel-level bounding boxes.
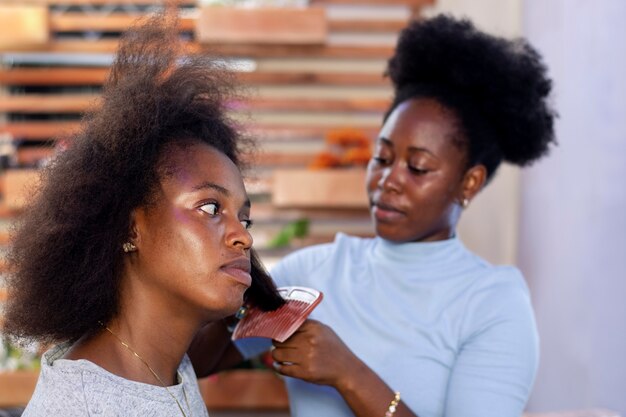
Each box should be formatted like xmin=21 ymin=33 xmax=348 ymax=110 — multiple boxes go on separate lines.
xmin=2 ymin=13 xmax=283 ymax=417
xmin=222 ymin=14 xmax=556 ymax=417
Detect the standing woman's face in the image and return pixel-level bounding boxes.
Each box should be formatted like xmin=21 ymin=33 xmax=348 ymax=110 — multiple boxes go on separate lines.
xmin=130 ymin=142 xmax=253 ymax=322
xmin=366 ymin=98 xmax=482 ymax=243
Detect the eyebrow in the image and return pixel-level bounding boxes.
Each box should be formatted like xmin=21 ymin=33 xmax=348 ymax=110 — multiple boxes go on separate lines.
xmin=377 ymin=136 xmax=438 ymax=159
xmin=193 ymin=181 xmax=251 ymax=208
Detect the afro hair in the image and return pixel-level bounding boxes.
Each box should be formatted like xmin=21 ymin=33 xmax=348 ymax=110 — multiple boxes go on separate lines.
xmin=386 ymin=15 xmax=557 ymax=179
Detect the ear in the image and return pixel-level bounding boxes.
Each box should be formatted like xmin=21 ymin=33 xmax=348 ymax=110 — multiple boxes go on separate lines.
xmin=127 ymin=208 xmax=141 ymax=247
xmin=460 ymin=164 xmax=487 ymax=204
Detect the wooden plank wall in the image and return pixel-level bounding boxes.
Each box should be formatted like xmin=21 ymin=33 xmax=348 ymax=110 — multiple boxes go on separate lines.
xmin=0 ymin=0 xmax=434 ymax=290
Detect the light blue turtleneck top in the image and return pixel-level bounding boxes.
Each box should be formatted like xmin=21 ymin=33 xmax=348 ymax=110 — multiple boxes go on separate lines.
xmin=237 ymin=233 xmax=538 ymax=417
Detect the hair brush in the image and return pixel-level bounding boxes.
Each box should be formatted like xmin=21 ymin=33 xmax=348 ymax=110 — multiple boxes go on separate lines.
xmin=231 ymin=286 xmax=323 ymax=343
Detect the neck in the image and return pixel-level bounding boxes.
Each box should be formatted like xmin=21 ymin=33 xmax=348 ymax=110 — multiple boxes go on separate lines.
xmin=65 ymin=271 xmax=206 ymax=386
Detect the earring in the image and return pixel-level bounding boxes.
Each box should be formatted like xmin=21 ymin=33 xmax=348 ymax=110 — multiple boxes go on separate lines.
xmin=122 ymin=242 xmax=137 ymax=253
xmin=460 ymin=198 xmax=470 ymax=209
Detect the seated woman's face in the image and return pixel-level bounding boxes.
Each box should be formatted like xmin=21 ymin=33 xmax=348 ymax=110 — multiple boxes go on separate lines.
xmin=366 ymin=98 xmax=468 ymax=243
xmin=130 ymin=142 xmax=253 ymax=322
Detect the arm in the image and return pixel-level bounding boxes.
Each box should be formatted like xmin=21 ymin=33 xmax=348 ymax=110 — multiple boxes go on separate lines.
xmin=272 ymin=320 xmax=420 ymax=417
xmin=444 ymin=274 xmax=539 ymax=417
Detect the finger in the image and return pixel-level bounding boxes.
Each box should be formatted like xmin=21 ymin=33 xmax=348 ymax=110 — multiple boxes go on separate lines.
xmin=273 ymin=361 xmax=300 ymax=378
xmin=292 ymin=319 xmax=323 ymax=335
xmin=271 ymin=345 xmax=301 ymax=364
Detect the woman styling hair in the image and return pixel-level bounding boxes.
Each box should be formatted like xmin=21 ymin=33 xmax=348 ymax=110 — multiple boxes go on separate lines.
xmin=3 ymin=14 xmax=282 ymax=417
xmin=200 ymin=15 xmax=556 ymax=417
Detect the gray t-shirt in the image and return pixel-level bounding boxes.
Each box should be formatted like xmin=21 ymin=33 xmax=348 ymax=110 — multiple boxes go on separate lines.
xmin=23 ymin=343 xmax=210 ymax=416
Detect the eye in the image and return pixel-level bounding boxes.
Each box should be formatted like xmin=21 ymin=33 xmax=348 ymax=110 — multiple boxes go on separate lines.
xmin=409 ymin=166 xmax=429 ymax=175
xmin=240 ymin=219 xmax=254 ymax=230
xmin=372 ymin=155 xmax=390 ymax=165
xmin=199 ymin=202 xmax=220 ymax=215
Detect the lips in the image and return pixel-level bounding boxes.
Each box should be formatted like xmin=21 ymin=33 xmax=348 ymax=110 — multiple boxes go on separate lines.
xmin=371 ymin=199 xmax=406 ymax=222
xmin=220 ymin=257 xmax=252 ymax=287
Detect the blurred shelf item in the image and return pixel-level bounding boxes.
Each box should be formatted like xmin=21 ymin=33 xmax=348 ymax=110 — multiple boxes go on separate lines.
xmin=272 ymin=168 xmax=368 ymax=208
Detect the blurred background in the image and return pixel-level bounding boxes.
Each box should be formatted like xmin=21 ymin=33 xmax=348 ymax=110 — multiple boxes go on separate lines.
xmin=0 ymin=0 xmax=624 ymax=416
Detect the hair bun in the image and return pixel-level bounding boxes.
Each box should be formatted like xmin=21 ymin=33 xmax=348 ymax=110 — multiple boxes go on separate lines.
xmin=387 ymin=15 xmax=556 ymax=168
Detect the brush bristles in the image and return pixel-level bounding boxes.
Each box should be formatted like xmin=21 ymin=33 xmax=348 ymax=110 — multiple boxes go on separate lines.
xmin=232 ymin=293 xmax=323 ymax=343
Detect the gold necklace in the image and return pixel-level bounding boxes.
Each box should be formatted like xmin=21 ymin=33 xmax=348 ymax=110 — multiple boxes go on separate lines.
xmin=101 ymin=324 xmax=193 ymax=417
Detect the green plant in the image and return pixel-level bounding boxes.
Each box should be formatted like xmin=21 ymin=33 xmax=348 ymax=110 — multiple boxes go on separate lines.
xmin=0 ymin=335 xmax=40 ymax=371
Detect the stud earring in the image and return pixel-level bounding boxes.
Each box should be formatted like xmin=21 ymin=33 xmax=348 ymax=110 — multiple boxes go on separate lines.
xmin=122 ymin=242 xmax=137 ymax=253
xmin=460 ymin=198 xmax=470 ymax=209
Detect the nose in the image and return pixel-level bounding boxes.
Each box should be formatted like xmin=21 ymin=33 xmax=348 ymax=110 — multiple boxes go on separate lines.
xmin=227 ymin=217 xmax=253 ymax=251
xmin=377 ymin=162 xmax=403 ymax=193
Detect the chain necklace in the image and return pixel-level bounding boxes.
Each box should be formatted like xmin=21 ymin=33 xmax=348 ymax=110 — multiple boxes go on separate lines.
xmin=101 ymin=324 xmax=193 ymax=417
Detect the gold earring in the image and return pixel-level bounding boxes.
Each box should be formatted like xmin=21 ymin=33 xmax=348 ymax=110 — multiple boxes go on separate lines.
xmin=460 ymin=198 xmax=470 ymax=209
xmin=122 ymin=242 xmax=137 ymax=253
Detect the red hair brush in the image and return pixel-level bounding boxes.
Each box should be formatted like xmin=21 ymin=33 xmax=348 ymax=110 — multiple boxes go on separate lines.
xmin=232 ymin=286 xmax=323 ymax=343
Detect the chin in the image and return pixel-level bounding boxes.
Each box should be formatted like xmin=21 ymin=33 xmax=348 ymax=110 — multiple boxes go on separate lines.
xmin=375 ymin=224 xmax=411 ymax=243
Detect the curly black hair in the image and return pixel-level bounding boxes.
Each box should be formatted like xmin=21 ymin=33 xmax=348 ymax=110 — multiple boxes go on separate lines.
xmin=3 ymin=13 xmax=283 ymax=345
xmin=386 ymin=15 xmax=556 ymax=179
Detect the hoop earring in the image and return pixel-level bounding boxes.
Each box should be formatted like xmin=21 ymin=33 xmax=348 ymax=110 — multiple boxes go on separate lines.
xmin=122 ymin=242 xmax=137 ymax=253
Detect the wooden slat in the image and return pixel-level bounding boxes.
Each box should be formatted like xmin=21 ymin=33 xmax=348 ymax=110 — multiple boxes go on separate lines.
xmin=1 ymin=121 xmax=81 ymax=140
xmin=49 ymin=13 xmax=405 ymax=34
xmin=1 ymin=0 xmax=194 ymax=5
xmin=0 ymin=95 xmax=388 ymax=114
xmin=239 ymin=71 xmax=389 ymax=86
xmin=312 ymin=0 xmax=432 ymax=4
xmin=11 ymin=147 xmax=313 ymax=168
xmin=50 ymin=14 xmax=195 ymax=32
xmin=247 ymin=126 xmax=379 ymax=141
xmin=0 ymin=94 xmax=99 ymax=113
xmin=0 ymin=68 xmax=108 ymax=86
xmin=46 ymin=39 xmax=394 ymax=58
xmin=329 ymin=18 xmax=407 ymax=32
xmin=251 ymin=201 xmax=369 ymax=222
xmin=2 ymin=121 xmax=380 ymax=141
xmin=3 ymin=0 xmax=426 ymax=5
xmin=0 ymin=203 xmax=19 ymax=219
xmin=0 ymin=230 xmax=8 ymax=245
xmin=17 ymin=147 xmax=54 ymax=166
xmin=0 ymin=68 xmax=389 ymax=87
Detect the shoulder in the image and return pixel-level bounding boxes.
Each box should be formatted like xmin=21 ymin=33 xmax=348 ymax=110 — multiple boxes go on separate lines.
xmin=460 ymin=265 xmax=537 ymax=339
xmin=271 ymin=233 xmax=372 ymax=284
xmin=23 ymin=348 xmax=89 ymax=416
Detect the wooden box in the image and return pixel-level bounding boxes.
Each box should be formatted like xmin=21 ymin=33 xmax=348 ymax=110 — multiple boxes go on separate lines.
xmin=2 ymin=169 xmax=40 ymax=209
xmin=0 ymin=5 xmax=49 ymax=51
xmin=0 ymin=370 xmax=39 ymax=407
xmin=272 ymin=168 xmax=368 ymax=209
xmin=196 ymin=6 xmax=327 ymax=45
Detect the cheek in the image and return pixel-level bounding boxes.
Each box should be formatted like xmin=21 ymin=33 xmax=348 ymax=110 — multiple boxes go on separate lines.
xmin=365 ymin=163 xmax=379 ymax=192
